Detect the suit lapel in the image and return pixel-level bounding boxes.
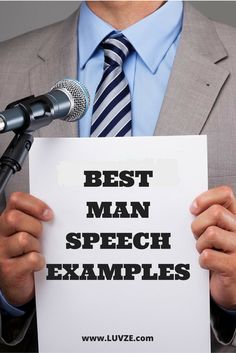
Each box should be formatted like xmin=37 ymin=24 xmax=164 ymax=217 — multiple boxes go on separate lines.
xmin=29 ymin=10 xmax=80 ymax=138
xmin=155 ymin=3 xmax=229 ymax=136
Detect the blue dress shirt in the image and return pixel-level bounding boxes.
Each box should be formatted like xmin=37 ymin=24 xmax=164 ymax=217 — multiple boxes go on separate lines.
xmin=0 ymin=293 xmax=25 ymax=317
xmin=78 ymin=1 xmax=183 ymax=137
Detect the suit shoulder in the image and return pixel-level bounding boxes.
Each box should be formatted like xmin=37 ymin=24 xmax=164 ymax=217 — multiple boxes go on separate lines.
xmin=214 ymin=21 xmax=236 ymax=52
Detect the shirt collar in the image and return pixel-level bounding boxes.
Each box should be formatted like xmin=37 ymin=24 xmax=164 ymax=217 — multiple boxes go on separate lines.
xmin=78 ymin=2 xmax=113 ymax=69
xmin=79 ymin=1 xmax=183 ymax=74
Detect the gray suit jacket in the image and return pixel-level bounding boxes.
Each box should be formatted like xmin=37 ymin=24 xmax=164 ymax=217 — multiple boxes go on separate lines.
xmin=0 ymin=3 xmax=235 ymax=352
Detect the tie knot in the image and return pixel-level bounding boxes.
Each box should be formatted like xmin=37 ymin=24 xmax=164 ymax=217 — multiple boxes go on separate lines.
xmin=102 ymin=34 xmax=133 ymax=68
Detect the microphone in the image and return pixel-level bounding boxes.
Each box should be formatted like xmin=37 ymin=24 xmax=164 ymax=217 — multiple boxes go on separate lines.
xmin=0 ymin=79 xmax=90 ymax=134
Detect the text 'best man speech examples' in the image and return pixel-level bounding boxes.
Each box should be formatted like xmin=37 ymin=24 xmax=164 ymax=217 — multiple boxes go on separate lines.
xmin=29 ymin=136 xmax=210 ymax=353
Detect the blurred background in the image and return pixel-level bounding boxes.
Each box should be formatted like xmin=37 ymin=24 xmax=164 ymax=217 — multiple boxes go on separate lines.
xmin=0 ymin=1 xmax=235 ymax=42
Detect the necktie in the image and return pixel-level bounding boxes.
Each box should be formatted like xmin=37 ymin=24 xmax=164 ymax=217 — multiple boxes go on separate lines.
xmin=90 ymin=34 xmax=133 ymax=137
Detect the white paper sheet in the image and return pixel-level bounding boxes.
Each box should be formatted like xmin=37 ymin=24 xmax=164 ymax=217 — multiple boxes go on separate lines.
xmin=30 ymin=136 xmax=210 ymax=353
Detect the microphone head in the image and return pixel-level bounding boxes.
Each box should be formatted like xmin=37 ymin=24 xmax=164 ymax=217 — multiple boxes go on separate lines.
xmin=51 ymin=79 xmax=90 ymax=122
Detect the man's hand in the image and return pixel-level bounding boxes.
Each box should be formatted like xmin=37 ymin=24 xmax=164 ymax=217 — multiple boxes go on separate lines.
xmin=191 ymin=186 xmax=236 ymax=310
xmin=0 ymin=192 xmax=53 ymax=307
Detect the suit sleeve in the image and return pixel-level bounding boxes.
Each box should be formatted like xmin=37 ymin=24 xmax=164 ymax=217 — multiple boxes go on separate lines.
xmin=0 ymin=311 xmax=38 ymax=352
xmin=211 ymin=299 xmax=236 ymax=348
xmin=0 ymin=302 xmax=38 ymax=352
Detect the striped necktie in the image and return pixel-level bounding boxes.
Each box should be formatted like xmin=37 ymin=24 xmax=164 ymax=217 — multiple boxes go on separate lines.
xmin=90 ymin=34 xmax=133 ymax=137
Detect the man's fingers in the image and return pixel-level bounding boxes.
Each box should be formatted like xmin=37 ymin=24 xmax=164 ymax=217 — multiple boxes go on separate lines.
xmin=0 ymin=192 xmax=54 ymax=237
xmin=0 ymin=209 xmax=43 ymax=237
xmin=5 ymin=252 xmax=45 ymax=277
xmin=190 ymin=185 xmax=236 ymax=309
xmin=190 ymin=186 xmax=236 ymax=216
xmin=6 ymin=192 xmax=53 ymax=221
xmin=191 ymin=204 xmax=236 ymax=238
xmin=3 ymin=232 xmax=41 ymax=258
xmin=0 ymin=192 xmax=53 ymax=306
xmin=196 ymin=226 xmax=236 ymax=254
xmin=199 ymin=249 xmax=232 ymax=274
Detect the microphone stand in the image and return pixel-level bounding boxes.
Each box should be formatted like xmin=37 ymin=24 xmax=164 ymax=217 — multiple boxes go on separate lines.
xmin=0 ymin=132 xmax=34 ymax=195
xmin=0 ymin=78 xmax=89 ymax=195
xmin=0 ymin=94 xmax=55 ymax=195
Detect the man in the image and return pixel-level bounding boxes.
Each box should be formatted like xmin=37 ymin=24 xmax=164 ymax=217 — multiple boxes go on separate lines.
xmin=0 ymin=1 xmax=235 ymax=352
